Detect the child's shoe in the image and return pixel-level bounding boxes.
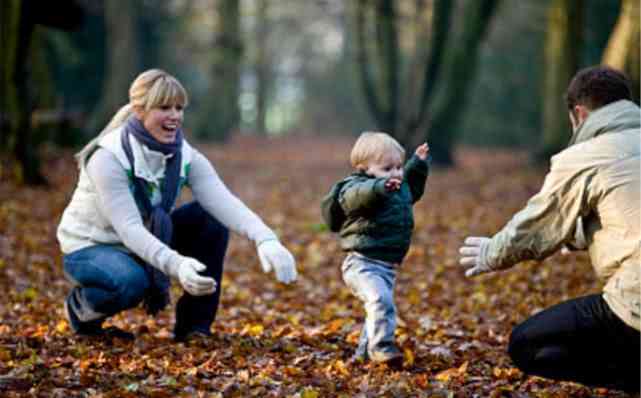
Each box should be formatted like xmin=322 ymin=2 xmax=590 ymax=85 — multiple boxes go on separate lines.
xmin=348 ymin=350 xmax=368 ymax=366
xmin=369 ymin=344 xmax=403 ymax=366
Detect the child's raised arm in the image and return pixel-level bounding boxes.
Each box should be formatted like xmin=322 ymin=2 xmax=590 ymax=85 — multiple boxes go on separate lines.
xmin=404 ymin=143 xmax=430 ymax=203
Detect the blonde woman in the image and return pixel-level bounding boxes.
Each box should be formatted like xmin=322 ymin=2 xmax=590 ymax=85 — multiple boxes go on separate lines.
xmin=58 ymin=69 xmax=297 ymax=342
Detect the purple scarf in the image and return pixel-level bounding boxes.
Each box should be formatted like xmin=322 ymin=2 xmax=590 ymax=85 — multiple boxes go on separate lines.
xmin=121 ymin=116 xmax=183 ymax=315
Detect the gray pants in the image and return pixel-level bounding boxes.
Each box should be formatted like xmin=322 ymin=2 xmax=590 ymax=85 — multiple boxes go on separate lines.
xmin=342 ymin=252 xmax=397 ymax=357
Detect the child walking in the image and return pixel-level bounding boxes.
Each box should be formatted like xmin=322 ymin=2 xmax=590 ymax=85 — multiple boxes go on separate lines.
xmin=321 ymin=132 xmax=430 ymax=364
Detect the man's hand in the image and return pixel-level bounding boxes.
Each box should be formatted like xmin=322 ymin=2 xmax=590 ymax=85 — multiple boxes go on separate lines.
xmin=458 ymin=236 xmax=495 ymax=277
xmin=257 ymin=240 xmax=298 ymax=283
xmin=176 ymin=258 xmax=217 ymax=296
xmin=384 ymin=178 xmax=402 ymax=192
xmin=415 ymin=142 xmax=430 ymax=160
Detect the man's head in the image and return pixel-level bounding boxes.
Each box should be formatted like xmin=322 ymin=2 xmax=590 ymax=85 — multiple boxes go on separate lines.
xmin=350 ymin=131 xmax=405 ymax=180
xmin=565 ymin=66 xmax=633 ymax=131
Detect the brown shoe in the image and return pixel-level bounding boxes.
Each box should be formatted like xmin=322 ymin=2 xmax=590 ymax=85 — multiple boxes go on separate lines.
xmin=369 ymin=345 xmax=403 ymax=367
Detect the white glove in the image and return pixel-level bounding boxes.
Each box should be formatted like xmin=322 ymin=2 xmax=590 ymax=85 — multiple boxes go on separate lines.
xmin=257 ymin=239 xmax=297 ymax=284
xmin=175 ymin=258 xmax=217 ymax=296
xmin=458 ymin=236 xmax=495 ymax=277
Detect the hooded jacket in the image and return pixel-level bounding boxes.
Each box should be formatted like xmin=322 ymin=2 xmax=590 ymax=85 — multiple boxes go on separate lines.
xmin=486 ymin=100 xmax=640 ymax=330
xmin=322 ymin=155 xmax=429 ymax=264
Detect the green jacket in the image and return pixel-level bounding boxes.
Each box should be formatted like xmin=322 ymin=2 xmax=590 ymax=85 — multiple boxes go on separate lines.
xmin=322 ymin=155 xmax=430 ymax=263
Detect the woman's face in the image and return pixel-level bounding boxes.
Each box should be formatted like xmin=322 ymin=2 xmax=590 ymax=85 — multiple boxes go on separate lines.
xmin=139 ymin=104 xmax=184 ymax=144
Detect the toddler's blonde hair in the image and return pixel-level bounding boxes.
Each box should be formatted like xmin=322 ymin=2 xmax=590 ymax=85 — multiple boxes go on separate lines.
xmin=350 ymin=131 xmax=405 ymax=171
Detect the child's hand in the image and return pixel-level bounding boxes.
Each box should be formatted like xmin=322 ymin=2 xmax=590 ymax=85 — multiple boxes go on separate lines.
xmin=384 ymin=178 xmax=402 ymax=192
xmin=415 ymin=142 xmax=429 ymax=160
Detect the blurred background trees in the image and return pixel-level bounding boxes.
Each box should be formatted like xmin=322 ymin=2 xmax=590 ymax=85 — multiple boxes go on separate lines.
xmin=1 ymin=0 xmax=639 ymax=184
xmin=353 ymin=0 xmax=501 ymax=165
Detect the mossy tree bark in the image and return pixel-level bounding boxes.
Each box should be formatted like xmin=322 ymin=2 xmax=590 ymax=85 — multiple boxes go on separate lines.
xmin=354 ymin=0 xmax=500 ymax=166
xmin=602 ymin=0 xmax=640 ymax=103
xmin=537 ymin=0 xmax=584 ymax=162
xmin=195 ymin=0 xmax=242 ymax=141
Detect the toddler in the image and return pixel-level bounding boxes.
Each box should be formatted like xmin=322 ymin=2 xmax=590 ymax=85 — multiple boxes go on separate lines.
xmin=321 ymin=131 xmax=430 ymax=364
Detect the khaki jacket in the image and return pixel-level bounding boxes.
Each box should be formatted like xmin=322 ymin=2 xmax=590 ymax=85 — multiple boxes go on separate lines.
xmin=486 ymin=100 xmax=640 ymax=330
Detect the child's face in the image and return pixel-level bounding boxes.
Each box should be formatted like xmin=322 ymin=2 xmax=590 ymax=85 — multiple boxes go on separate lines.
xmin=366 ymin=150 xmax=403 ymax=180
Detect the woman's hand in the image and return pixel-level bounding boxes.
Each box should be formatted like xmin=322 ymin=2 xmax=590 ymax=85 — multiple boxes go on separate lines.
xmin=176 ymin=258 xmax=217 ymax=296
xmin=257 ymin=240 xmax=298 ymax=283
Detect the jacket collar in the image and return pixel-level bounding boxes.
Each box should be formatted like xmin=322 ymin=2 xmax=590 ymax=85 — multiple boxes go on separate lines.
xmin=127 ymin=133 xmax=175 ymax=184
xmin=569 ymin=100 xmax=641 ymax=147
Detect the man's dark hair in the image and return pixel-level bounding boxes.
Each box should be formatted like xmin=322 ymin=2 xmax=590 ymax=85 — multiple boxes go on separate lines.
xmin=565 ymin=66 xmax=632 ymax=112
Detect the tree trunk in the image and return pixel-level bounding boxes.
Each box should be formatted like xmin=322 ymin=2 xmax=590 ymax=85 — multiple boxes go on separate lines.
xmin=537 ymin=0 xmax=584 ymax=162
xmin=376 ymin=0 xmax=399 ymax=135
xmin=1 ymin=0 xmax=47 ymax=184
xmin=397 ymin=0 xmax=453 ymax=146
xmin=1 ymin=0 xmax=21 ymax=151
xmin=421 ymin=0 xmax=501 ymax=165
xmin=88 ymin=0 xmax=138 ymax=135
xmin=355 ymin=0 xmax=399 ymax=135
xmin=602 ymin=0 xmax=640 ymax=102
xmin=353 ymin=0 xmax=500 ymax=166
xmin=255 ymin=0 xmax=270 ymax=135
xmin=2 ymin=0 xmax=83 ymax=184
xmin=196 ymin=0 xmax=242 ymax=141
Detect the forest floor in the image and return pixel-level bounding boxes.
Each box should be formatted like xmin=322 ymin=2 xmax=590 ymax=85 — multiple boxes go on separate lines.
xmin=0 ymin=136 xmax=633 ymax=397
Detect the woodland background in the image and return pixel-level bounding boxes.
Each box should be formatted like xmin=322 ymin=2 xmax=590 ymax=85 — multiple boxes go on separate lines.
xmin=1 ymin=0 xmax=640 ymax=396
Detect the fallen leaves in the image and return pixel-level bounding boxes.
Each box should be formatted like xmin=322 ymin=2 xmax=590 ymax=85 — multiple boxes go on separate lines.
xmin=435 ymin=361 xmax=468 ymax=382
xmin=0 ymin=137 xmax=627 ymax=397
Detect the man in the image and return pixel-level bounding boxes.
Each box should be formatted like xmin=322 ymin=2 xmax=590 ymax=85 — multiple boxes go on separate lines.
xmin=459 ymin=66 xmax=640 ymax=393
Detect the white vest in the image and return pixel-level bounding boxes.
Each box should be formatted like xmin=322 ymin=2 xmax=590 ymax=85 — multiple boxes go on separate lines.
xmin=57 ymin=126 xmax=193 ymax=254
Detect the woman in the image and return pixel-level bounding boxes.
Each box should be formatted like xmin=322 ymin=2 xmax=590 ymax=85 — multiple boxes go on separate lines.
xmin=57 ymin=69 xmax=297 ymax=342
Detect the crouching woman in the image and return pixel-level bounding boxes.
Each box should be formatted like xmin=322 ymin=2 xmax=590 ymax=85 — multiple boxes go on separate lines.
xmin=57 ymin=69 xmax=297 ymax=342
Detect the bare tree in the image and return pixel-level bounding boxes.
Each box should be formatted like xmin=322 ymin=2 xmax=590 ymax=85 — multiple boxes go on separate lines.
xmin=602 ymin=0 xmax=640 ymax=102
xmin=87 ymin=0 xmax=138 ymax=135
xmin=355 ymin=0 xmax=500 ymax=165
xmin=254 ymin=0 xmax=271 ymax=135
xmin=1 ymin=0 xmax=82 ymax=184
xmin=537 ymin=0 xmax=584 ymax=161
xmin=195 ymin=0 xmax=243 ymax=140
xmin=420 ymin=0 xmax=500 ymax=165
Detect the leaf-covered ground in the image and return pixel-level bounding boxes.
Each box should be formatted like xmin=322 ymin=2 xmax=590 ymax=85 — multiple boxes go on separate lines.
xmin=0 ymin=136 xmax=633 ymax=397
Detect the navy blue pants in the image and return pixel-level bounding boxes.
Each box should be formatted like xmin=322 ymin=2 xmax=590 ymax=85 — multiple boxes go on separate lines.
xmin=508 ymin=294 xmax=640 ymax=392
xmin=63 ymin=202 xmax=229 ymax=339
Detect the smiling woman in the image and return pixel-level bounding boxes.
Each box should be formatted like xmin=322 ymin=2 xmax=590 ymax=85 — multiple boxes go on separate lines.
xmin=57 ymin=69 xmax=298 ymax=342
xmin=136 ymin=104 xmax=185 ymax=144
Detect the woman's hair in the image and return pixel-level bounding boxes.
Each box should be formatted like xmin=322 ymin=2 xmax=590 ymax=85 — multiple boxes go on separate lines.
xmin=350 ymin=131 xmax=405 ymax=171
xmin=75 ymin=69 xmax=189 ymax=167
xmin=565 ymin=66 xmax=632 ymax=113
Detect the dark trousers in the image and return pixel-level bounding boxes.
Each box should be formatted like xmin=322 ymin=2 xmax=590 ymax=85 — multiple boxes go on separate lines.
xmin=64 ymin=202 xmax=229 ymax=339
xmin=171 ymin=202 xmax=229 ymax=338
xmin=508 ymin=294 xmax=640 ymax=392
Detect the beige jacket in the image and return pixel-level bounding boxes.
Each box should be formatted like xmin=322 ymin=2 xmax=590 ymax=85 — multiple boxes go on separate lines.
xmin=486 ymin=100 xmax=640 ymax=330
